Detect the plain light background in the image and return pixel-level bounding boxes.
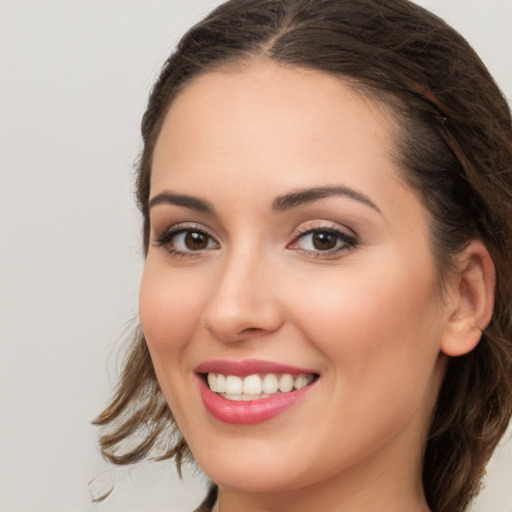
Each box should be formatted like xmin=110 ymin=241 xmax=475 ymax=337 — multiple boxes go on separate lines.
xmin=0 ymin=1 xmax=511 ymax=511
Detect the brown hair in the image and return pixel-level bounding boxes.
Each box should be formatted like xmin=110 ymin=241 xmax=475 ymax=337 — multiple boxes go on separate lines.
xmin=95 ymin=1 xmax=512 ymax=511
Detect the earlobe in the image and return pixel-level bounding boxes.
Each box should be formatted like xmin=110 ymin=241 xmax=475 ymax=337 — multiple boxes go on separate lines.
xmin=440 ymin=240 xmax=495 ymax=357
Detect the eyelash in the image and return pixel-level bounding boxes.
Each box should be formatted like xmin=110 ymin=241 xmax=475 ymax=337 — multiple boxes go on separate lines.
xmin=154 ymin=223 xmax=219 ymax=259
xmin=153 ymin=223 xmax=358 ymax=260
xmin=288 ymin=225 xmax=358 ymax=258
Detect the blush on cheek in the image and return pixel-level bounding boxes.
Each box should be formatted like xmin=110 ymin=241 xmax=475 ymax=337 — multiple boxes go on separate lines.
xmin=139 ymin=265 xmax=211 ymax=362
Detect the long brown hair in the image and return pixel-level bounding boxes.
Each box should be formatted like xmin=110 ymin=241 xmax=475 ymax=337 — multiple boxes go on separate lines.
xmin=95 ymin=1 xmax=512 ymax=511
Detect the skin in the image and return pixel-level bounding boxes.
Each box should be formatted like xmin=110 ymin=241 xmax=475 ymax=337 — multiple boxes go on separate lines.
xmin=139 ymin=60 xmax=494 ymax=512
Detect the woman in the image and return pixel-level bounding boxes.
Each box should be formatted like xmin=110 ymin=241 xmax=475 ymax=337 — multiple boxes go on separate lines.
xmin=95 ymin=1 xmax=512 ymax=511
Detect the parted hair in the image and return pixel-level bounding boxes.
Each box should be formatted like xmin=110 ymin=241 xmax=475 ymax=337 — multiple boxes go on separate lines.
xmin=94 ymin=1 xmax=512 ymax=511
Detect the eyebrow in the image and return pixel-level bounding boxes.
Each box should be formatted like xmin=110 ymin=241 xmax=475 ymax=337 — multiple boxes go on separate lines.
xmin=271 ymin=186 xmax=381 ymax=214
xmin=148 ymin=185 xmax=381 ymax=215
xmin=148 ymin=192 xmax=214 ymax=212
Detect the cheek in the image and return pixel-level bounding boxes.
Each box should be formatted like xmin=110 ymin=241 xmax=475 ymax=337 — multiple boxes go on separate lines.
xmin=291 ymin=260 xmax=444 ymax=458
xmin=289 ymin=252 xmax=443 ymax=391
xmin=138 ymin=258 xmax=211 ymax=425
xmin=139 ymin=259 xmax=206 ymax=358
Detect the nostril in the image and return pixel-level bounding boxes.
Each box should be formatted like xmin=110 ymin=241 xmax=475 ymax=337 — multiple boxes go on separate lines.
xmin=238 ymin=326 xmax=265 ymax=337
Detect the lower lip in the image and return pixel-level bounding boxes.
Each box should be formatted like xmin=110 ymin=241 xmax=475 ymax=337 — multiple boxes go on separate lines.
xmin=198 ymin=377 xmax=315 ymax=425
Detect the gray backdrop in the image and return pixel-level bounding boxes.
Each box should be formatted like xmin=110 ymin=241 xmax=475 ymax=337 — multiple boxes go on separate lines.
xmin=1 ymin=1 xmax=511 ymax=510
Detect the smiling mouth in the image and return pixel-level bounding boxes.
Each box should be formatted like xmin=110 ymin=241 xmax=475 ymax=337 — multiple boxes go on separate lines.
xmin=205 ymin=372 xmax=318 ymax=401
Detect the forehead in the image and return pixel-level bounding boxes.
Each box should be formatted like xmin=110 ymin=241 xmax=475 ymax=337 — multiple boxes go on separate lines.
xmin=150 ymin=59 xmax=417 ymax=221
xmin=157 ymin=60 xmax=397 ymax=145
xmin=154 ymin=61 xmax=396 ymax=169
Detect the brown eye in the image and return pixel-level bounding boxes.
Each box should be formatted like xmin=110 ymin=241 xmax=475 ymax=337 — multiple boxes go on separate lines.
xmin=312 ymin=231 xmax=338 ymax=251
xmin=185 ymin=231 xmax=209 ymax=250
xmin=289 ymin=226 xmax=357 ymax=257
xmin=155 ymin=227 xmax=219 ymax=254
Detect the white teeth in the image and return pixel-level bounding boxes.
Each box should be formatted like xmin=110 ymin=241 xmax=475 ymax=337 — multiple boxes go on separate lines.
xmin=262 ymin=373 xmax=279 ymax=394
xmin=216 ymin=373 xmax=226 ymax=393
xmin=207 ymin=372 xmax=315 ymax=397
xmin=278 ymin=374 xmax=294 ymax=392
xmin=294 ymin=374 xmax=311 ymax=390
xmin=225 ymin=375 xmax=243 ymax=395
xmin=243 ymin=374 xmax=263 ymax=395
xmin=207 ymin=373 xmax=216 ymax=391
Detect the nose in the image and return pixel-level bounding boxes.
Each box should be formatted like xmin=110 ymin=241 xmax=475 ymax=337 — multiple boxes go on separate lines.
xmin=201 ymin=249 xmax=284 ymax=343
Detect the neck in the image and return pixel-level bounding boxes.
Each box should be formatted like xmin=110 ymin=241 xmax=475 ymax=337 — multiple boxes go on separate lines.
xmin=217 ymin=479 xmax=429 ymax=512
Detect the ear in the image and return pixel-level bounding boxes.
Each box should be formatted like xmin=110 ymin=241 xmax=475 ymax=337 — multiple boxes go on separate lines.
xmin=441 ymin=240 xmax=495 ymax=357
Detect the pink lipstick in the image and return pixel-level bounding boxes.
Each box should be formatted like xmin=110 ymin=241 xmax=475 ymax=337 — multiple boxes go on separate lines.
xmin=196 ymin=359 xmax=318 ymax=424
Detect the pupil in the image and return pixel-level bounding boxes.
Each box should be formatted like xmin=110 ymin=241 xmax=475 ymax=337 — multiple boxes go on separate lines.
xmin=185 ymin=231 xmax=207 ymax=250
xmin=313 ymin=231 xmax=337 ymax=250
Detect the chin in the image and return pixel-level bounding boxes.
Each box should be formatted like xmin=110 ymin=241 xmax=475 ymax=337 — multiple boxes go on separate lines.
xmin=188 ymin=438 xmax=315 ymax=493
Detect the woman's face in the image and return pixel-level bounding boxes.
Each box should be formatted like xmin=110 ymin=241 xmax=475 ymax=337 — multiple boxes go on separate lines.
xmin=140 ymin=61 xmax=451 ymax=497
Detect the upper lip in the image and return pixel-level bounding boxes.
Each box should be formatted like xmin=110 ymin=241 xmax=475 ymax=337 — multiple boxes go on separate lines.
xmin=195 ymin=359 xmax=318 ymax=377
